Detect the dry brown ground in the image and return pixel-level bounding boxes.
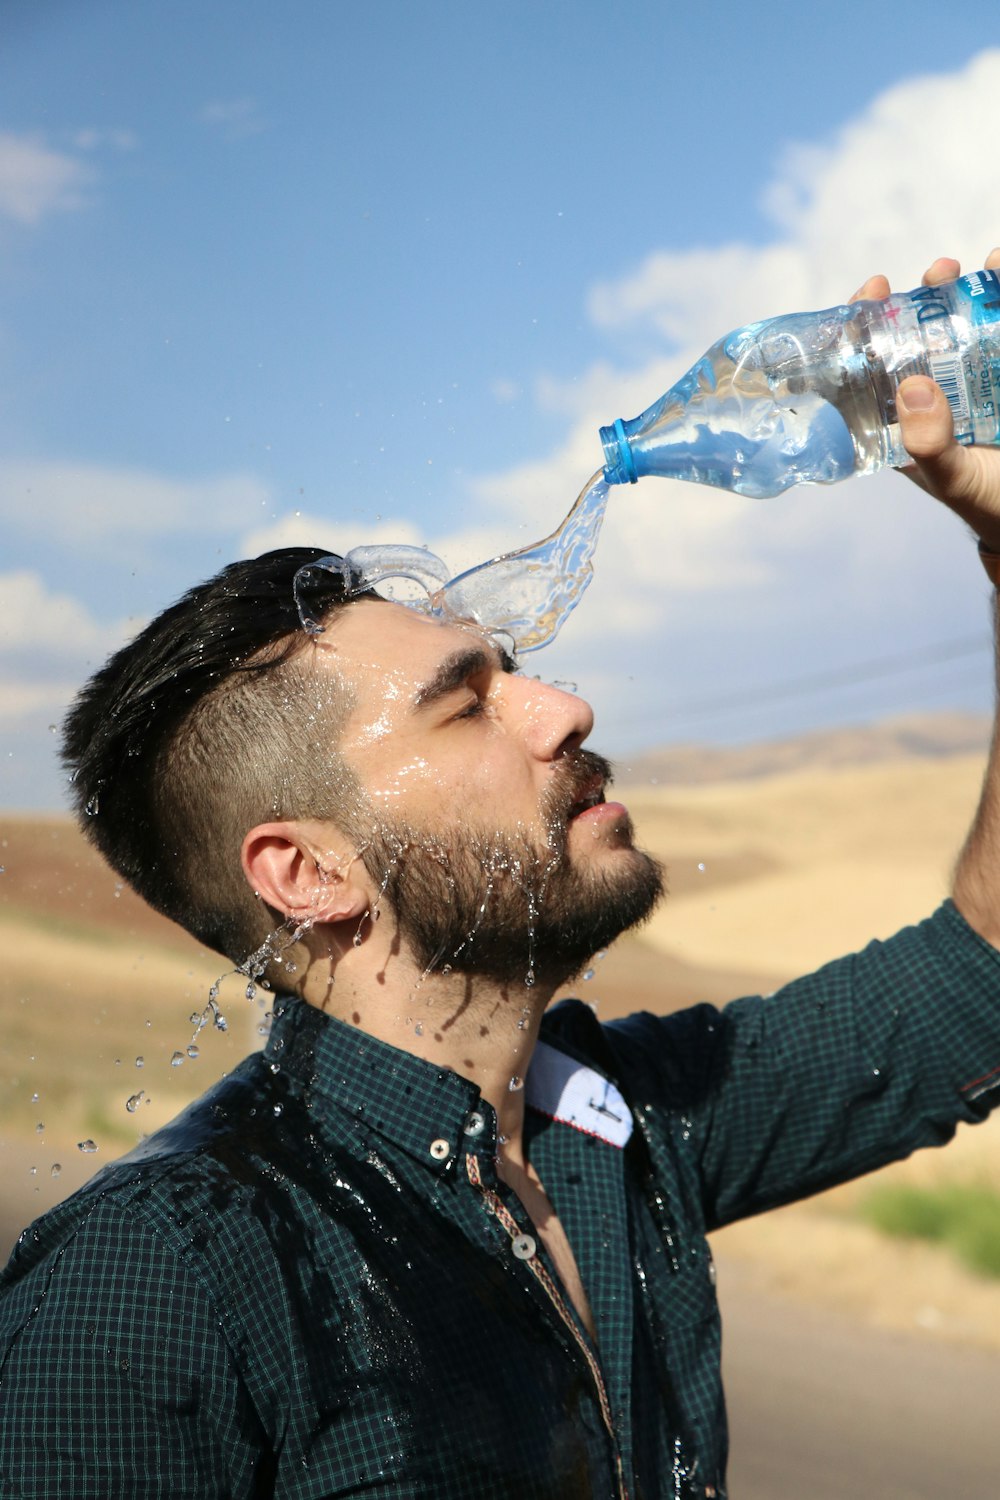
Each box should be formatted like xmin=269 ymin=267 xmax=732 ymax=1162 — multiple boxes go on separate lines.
xmin=4 ymin=750 xmax=1000 ymax=1350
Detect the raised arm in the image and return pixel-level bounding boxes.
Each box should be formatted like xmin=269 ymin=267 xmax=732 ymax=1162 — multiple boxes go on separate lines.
xmin=857 ymin=249 xmax=1000 ymax=947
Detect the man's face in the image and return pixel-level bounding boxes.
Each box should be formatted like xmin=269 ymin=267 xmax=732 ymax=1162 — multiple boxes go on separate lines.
xmin=312 ymin=600 xmax=663 ymax=987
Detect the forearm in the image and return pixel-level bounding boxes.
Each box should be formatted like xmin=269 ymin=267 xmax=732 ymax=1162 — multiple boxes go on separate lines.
xmin=878 ymin=250 xmax=1000 ymax=947
xmin=952 ymin=592 xmax=1000 ymax=946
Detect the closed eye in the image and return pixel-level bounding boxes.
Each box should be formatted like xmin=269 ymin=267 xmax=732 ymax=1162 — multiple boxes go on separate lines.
xmin=454 ymin=695 xmax=488 ymax=720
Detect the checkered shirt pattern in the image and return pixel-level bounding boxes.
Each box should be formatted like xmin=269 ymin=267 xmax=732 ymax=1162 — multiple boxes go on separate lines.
xmin=2 ymin=900 xmax=1000 ymax=1498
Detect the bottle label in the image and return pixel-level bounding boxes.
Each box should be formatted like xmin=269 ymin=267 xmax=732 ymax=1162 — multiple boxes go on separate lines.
xmin=908 ymin=269 xmax=1000 ymax=445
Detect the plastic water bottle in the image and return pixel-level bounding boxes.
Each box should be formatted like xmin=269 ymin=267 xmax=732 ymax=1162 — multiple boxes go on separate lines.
xmin=599 ymin=268 xmax=1000 ymax=499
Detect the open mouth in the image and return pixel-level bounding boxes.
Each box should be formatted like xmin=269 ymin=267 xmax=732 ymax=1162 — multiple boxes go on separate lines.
xmin=568 ymin=783 xmax=607 ymax=820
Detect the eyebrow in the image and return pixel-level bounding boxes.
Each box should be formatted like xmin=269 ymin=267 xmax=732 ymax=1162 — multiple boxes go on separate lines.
xmin=413 ymin=643 xmax=515 ymax=710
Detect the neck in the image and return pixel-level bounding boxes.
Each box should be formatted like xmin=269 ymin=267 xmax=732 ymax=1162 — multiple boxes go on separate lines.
xmin=295 ymin=918 xmax=561 ymax=1154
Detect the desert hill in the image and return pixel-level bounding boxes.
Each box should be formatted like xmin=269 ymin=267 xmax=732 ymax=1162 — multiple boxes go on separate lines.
xmin=618 ymin=710 xmax=991 ymax=786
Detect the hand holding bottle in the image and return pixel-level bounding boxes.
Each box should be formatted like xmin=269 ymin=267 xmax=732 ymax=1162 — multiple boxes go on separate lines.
xmin=869 ymin=250 xmax=1000 ymax=555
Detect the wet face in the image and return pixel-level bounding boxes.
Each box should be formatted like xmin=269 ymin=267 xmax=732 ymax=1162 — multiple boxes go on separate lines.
xmin=313 ymin=600 xmax=663 ymax=986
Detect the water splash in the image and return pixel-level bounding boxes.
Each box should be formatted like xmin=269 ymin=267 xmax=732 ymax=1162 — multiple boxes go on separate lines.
xmin=293 ymin=470 xmax=610 ymax=654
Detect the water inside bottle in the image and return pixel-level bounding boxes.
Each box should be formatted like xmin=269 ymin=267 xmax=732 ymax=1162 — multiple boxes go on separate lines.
xmin=294 ymin=471 xmax=609 ymax=653
xmin=615 ymin=334 xmax=859 ymax=499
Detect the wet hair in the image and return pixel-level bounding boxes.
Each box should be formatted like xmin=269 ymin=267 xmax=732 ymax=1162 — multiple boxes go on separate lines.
xmin=61 ymin=547 xmax=382 ymax=964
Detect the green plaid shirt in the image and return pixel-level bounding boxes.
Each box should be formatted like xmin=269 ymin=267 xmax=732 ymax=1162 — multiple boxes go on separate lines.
xmin=3 ymin=901 xmax=1000 ymax=1499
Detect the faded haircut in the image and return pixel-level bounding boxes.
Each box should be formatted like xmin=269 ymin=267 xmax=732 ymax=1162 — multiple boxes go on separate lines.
xmin=61 ymin=548 xmax=381 ymax=964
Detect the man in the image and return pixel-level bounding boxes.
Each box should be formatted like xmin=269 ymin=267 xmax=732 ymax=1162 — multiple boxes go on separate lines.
xmin=3 ymin=254 xmax=1000 ymax=1499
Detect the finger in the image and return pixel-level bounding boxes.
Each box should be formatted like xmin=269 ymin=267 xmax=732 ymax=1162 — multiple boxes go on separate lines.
xmin=986 ymin=247 xmax=1000 ymax=271
xmin=896 ymin=376 xmax=967 ymax=496
xmin=850 ymin=274 xmax=890 ymax=301
xmin=922 ymin=256 xmax=961 ymax=286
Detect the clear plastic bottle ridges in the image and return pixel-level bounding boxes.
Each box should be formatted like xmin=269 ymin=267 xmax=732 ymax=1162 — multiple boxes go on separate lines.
xmin=600 ymin=268 xmax=1000 ymax=499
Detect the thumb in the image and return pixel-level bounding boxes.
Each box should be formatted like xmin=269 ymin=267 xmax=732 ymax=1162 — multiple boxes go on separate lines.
xmin=896 ymin=376 xmax=964 ymax=496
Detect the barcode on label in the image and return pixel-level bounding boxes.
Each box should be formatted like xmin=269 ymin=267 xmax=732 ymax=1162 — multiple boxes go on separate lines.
xmin=929 ymin=353 xmax=971 ymax=425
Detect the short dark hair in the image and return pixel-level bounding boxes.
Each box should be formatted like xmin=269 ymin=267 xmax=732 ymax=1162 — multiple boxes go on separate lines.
xmin=62 ymin=547 xmax=381 ymax=964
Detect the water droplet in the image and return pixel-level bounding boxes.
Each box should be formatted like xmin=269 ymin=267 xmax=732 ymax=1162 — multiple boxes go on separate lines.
xmin=30 ymin=1092 xmax=39 ymax=1104
xmin=414 ymin=1021 xmax=424 ymax=1037
xmin=697 ymin=862 xmax=706 ymax=873
xmin=50 ymin=1163 xmax=61 ymax=1178
xmin=170 ymin=1051 xmax=185 ymax=1067
xmin=35 ymin=1122 xmax=44 ymax=1133
xmin=273 ymin=1103 xmax=283 ymax=1117
xmin=77 ymin=1139 xmax=98 ymax=1154
xmin=135 ymin=1056 xmax=144 ymax=1068
xmin=85 ymin=794 xmax=99 ymax=817
xmin=186 ymin=1044 xmax=199 ymax=1060
xmin=245 ymin=982 xmax=256 ymax=1001
xmin=582 ymin=968 xmax=595 ymax=981
xmin=508 ymin=1075 xmax=524 ymax=1092
xmin=126 ymin=1091 xmax=144 ymax=1113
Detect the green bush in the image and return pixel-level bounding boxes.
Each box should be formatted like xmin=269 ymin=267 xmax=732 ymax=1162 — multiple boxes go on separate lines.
xmin=862 ymin=1182 xmax=1000 ymax=1279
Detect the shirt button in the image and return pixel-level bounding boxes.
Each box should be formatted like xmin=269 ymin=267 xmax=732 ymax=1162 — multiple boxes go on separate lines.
xmin=429 ymin=1138 xmax=451 ymax=1161
xmin=511 ymin=1233 xmax=537 ymax=1261
xmin=464 ymin=1111 xmax=486 ymax=1137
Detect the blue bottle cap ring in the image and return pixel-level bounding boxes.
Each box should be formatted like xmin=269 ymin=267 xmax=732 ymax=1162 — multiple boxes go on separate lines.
xmin=613 ymin=418 xmax=639 ymax=484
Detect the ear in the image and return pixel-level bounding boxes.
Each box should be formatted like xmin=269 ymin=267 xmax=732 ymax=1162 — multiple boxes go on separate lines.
xmin=241 ymin=821 xmax=371 ymax=924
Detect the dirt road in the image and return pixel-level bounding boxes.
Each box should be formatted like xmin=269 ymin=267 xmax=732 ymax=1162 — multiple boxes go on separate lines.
xmin=719 ymin=1254 xmax=1000 ymax=1498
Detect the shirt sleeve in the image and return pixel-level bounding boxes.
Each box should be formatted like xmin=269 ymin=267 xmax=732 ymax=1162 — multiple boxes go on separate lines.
xmin=0 ymin=1197 xmax=266 ymax=1498
xmin=608 ymin=901 xmax=1000 ymax=1232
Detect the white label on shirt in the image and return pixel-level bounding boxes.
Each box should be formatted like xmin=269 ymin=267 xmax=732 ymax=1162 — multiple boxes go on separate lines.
xmin=526 ymin=1042 xmax=633 ymax=1149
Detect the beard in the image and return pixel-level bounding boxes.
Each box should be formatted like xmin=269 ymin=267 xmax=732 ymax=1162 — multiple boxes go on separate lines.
xmin=355 ymin=749 xmax=664 ymax=990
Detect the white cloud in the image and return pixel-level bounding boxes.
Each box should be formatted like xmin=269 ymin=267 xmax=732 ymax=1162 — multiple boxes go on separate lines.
xmin=0 ymin=132 xmax=94 ymax=226
xmin=490 ymin=378 xmax=522 ymax=405
xmin=0 ymin=572 xmax=136 ymax=741
xmin=588 ymin=50 xmax=1000 ymax=352
xmin=0 ymin=678 xmax=77 ymax=725
xmin=0 ymin=570 xmax=132 ymax=658
xmin=71 ymin=127 xmax=138 ymax=154
xmin=199 ymin=99 xmax=266 ymax=141
xmin=0 ymin=459 xmax=271 ymax=549
xmin=239 ymin=511 xmax=425 ymax=558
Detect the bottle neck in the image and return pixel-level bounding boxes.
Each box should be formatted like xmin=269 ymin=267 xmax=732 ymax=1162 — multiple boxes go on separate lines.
xmin=600 ymin=418 xmax=639 ymax=485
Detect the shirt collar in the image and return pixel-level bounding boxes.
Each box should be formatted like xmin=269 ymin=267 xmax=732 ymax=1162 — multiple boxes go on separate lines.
xmin=264 ymin=996 xmax=493 ymax=1175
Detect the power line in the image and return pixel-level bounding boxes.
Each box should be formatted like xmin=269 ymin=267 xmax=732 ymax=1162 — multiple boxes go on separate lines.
xmin=615 ymin=633 xmax=991 ymax=732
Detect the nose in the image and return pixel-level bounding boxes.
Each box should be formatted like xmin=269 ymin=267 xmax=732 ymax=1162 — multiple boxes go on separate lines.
xmin=505 ymin=674 xmax=594 ymax=761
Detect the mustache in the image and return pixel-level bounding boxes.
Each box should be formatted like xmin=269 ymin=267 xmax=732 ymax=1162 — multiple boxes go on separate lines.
xmin=542 ymin=748 xmax=615 ymax=825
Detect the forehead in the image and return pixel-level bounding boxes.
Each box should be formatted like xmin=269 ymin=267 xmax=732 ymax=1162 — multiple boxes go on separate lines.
xmin=311 ymin=598 xmax=496 ymax=697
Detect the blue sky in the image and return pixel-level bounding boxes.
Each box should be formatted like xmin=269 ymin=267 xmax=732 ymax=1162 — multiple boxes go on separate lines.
xmin=4 ymin=1 xmax=1000 ymax=806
